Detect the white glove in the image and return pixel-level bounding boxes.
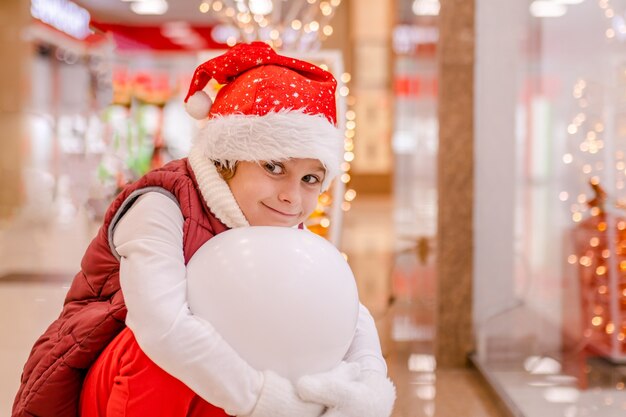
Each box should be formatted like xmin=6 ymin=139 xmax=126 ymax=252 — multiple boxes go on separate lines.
xmin=297 ymin=362 xmax=396 ymax=417
xmin=242 ymin=370 xmax=325 ymax=417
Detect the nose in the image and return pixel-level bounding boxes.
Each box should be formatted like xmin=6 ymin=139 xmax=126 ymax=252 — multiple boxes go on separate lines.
xmin=277 ymin=179 xmax=301 ymax=205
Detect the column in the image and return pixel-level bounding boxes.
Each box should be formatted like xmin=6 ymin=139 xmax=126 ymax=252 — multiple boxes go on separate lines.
xmin=0 ymin=0 xmax=30 ymax=220
xmin=435 ymin=0 xmax=475 ymax=367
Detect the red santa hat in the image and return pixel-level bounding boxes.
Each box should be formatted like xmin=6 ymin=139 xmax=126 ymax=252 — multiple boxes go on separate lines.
xmin=184 ymin=42 xmax=343 ymax=206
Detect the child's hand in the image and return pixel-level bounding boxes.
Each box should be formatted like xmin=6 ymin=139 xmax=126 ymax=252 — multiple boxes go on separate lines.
xmin=297 ymin=362 xmax=396 ymax=417
xmin=242 ymin=370 xmax=324 ymax=417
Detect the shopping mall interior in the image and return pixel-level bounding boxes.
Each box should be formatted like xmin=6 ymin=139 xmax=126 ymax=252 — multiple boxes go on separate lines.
xmin=2 ymin=0 xmax=626 ymax=416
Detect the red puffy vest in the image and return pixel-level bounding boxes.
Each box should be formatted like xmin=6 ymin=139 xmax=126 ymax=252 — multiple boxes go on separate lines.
xmin=12 ymin=158 xmax=229 ymax=417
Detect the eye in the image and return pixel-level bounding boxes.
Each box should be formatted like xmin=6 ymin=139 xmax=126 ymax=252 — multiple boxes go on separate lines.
xmin=263 ymin=162 xmax=284 ymax=175
xmin=302 ymin=174 xmax=321 ymax=185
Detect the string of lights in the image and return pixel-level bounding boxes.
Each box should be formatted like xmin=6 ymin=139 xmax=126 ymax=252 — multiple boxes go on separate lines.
xmin=564 ymin=60 xmax=626 ymax=360
xmin=199 ymin=0 xmax=341 ymax=50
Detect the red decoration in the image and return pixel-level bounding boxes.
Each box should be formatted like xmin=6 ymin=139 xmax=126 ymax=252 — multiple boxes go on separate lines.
xmin=90 ymin=21 xmax=227 ymax=51
xmin=572 ymin=181 xmax=626 ymax=360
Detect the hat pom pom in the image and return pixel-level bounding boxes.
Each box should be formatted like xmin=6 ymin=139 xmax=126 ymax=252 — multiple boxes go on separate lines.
xmin=185 ymin=91 xmax=212 ymax=120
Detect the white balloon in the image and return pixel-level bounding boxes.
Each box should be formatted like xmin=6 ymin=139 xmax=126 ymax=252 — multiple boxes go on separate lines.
xmin=186 ymin=226 xmax=359 ymax=382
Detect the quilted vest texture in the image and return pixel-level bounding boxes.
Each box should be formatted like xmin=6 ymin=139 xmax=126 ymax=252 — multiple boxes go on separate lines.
xmin=12 ymin=158 xmax=229 ymax=417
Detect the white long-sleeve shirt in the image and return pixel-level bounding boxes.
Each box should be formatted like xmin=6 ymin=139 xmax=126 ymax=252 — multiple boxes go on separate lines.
xmin=114 ymin=191 xmax=386 ymax=415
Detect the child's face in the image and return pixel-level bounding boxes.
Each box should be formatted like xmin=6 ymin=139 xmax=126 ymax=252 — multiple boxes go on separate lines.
xmin=227 ymin=158 xmax=325 ymax=227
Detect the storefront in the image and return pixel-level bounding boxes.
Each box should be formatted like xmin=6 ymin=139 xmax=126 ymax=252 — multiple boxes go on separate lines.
xmin=473 ymin=0 xmax=626 ymax=415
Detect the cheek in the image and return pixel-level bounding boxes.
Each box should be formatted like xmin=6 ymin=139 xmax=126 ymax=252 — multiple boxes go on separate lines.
xmin=301 ymin=190 xmax=320 ymax=215
xmin=233 ymin=179 xmax=272 ymax=215
xmin=229 ymin=180 xmax=257 ymax=213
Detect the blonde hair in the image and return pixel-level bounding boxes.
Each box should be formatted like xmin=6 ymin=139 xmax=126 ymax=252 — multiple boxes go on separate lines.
xmin=214 ymin=160 xmax=238 ymax=180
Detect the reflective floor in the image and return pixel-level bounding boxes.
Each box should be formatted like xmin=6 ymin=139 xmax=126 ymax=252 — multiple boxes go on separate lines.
xmin=0 ymin=194 xmax=507 ymax=417
xmin=341 ymin=197 xmax=505 ymax=417
xmin=471 ymin=306 xmax=626 ymax=417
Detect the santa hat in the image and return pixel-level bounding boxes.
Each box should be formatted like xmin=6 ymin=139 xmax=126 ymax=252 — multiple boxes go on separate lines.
xmin=184 ymin=42 xmax=342 ymax=198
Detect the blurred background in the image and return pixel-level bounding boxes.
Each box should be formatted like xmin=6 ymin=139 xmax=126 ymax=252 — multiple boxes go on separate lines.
xmin=2 ymin=0 xmax=626 ymax=416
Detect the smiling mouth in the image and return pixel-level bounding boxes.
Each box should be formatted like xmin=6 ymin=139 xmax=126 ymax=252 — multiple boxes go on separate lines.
xmin=262 ymin=203 xmax=298 ymax=217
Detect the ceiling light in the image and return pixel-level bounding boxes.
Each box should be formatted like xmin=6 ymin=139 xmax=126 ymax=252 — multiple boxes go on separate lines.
xmin=130 ymin=0 xmax=168 ymax=15
xmin=551 ymin=0 xmax=584 ymax=4
xmin=530 ymin=1 xmax=567 ymax=17
xmin=249 ymin=0 xmax=273 ymax=16
xmin=31 ymin=0 xmax=91 ymax=39
xmin=412 ymin=0 xmax=440 ymax=16
xmin=209 ymin=0 xmax=340 ymax=50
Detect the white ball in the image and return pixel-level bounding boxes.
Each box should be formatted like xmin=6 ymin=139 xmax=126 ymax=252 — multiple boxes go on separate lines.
xmin=186 ymin=226 xmax=359 ymax=382
xmin=185 ymin=91 xmax=212 ymax=120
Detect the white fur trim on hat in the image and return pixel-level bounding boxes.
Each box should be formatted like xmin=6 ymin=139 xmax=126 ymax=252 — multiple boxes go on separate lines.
xmin=193 ymin=109 xmax=343 ymax=191
xmin=188 ymin=143 xmax=250 ymax=228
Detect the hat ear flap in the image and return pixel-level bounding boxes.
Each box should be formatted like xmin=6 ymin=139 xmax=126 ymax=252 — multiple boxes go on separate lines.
xmin=185 ymin=91 xmax=213 ymax=120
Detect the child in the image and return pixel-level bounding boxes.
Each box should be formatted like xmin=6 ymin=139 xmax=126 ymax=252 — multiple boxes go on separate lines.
xmin=13 ymin=42 xmax=395 ymax=417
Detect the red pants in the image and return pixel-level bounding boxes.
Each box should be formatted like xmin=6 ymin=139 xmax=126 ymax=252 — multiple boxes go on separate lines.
xmin=80 ymin=327 xmax=230 ymax=417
